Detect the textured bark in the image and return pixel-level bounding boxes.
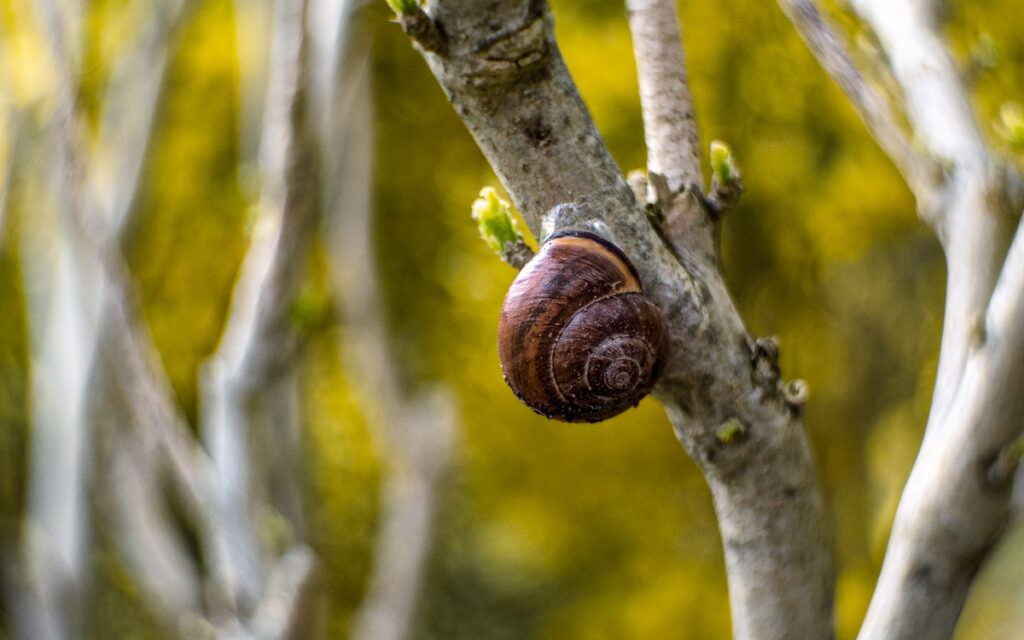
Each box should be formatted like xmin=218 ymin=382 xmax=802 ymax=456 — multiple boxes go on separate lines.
xmin=625 ymin=0 xmax=701 ymax=196
xmin=412 ymin=2 xmax=834 ymax=638
xmin=846 ymin=2 xmax=1024 ymax=638
xmin=775 ymin=1 xmax=1024 ymax=638
xmin=320 ymin=3 xmax=458 ymax=638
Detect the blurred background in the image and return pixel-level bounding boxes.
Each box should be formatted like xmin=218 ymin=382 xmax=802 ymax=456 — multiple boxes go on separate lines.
xmin=1 ymin=0 xmax=1023 ymax=638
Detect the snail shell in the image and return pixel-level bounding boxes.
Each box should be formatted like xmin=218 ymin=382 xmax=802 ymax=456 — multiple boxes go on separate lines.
xmin=497 ymin=230 xmax=669 ymax=422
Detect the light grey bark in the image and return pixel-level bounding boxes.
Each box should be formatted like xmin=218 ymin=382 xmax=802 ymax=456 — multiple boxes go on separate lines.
xmin=199 ymin=0 xmax=321 ymax=613
xmin=318 ymin=4 xmax=459 ymax=638
xmin=846 ymin=2 xmax=1022 ymax=638
xmin=15 ymin=3 xmax=109 ymax=636
xmin=10 ymin=0 xmax=325 ymax=637
xmin=773 ymin=1 xmax=1024 ymax=638
xmin=775 ymin=0 xmax=939 ymax=201
xmin=625 ymin=0 xmax=701 ymax=198
xmin=410 ymin=2 xmax=833 ymax=639
xmin=99 ymin=0 xmax=198 ymax=238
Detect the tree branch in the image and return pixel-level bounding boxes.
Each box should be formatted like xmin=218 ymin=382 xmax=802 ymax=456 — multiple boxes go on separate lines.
xmin=200 ymin=0 xmax=321 ymax=613
xmin=775 ymin=0 xmax=939 ymax=204
xmin=322 ymin=5 xmax=457 ymax=637
xmin=848 ymin=0 xmax=1020 ymax=439
xmin=778 ymin=1 xmax=1024 ymax=637
xmin=99 ymin=0 xmax=198 ymax=238
xmin=858 ymin=212 xmax=1024 ymax=639
xmin=411 ymin=2 xmax=833 ymax=638
xmin=625 ymin=0 xmax=702 ymax=196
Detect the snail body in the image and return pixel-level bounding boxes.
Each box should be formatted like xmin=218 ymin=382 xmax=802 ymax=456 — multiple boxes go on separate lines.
xmin=497 ymin=230 xmax=669 ymax=422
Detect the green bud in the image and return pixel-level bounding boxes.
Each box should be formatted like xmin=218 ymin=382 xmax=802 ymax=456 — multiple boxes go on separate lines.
xmin=710 ymin=140 xmax=739 ymax=185
xmin=998 ymin=102 xmax=1024 ymax=152
xmin=716 ymin=418 xmax=746 ymax=444
xmin=471 ymin=187 xmax=519 ymax=255
xmin=385 ymin=0 xmax=418 ymax=17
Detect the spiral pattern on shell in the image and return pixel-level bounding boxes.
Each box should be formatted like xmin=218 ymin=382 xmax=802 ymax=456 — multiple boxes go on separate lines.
xmin=497 ymin=231 xmax=669 ymax=422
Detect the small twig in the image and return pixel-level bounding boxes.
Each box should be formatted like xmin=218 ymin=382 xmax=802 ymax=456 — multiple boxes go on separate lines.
xmin=99 ymin=0 xmax=197 ymax=237
xmin=201 ymin=0 xmax=322 ymax=612
xmin=248 ymin=546 xmax=320 ymax=640
xmin=325 ymin=8 xmax=458 ymax=638
xmin=626 ymin=0 xmax=706 ymax=254
xmin=501 ymin=238 xmax=535 ymax=269
xmin=625 ymin=0 xmax=702 ymax=193
xmin=708 ymin=172 xmax=743 ymax=214
xmin=399 ymin=7 xmax=446 ymax=53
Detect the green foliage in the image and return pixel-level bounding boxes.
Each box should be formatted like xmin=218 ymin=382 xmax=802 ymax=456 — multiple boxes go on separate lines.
xmin=385 ymin=0 xmax=418 ymax=17
xmin=715 ymin=418 xmax=745 ymax=444
xmin=471 ymin=187 xmax=520 ymax=255
xmin=710 ymin=140 xmax=738 ymax=185
xmin=997 ymin=101 xmax=1024 ymax=152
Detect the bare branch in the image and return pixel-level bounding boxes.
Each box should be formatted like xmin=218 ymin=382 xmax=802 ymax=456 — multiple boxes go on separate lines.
xmin=625 ymin=0 xmax=702 ymax=195
xmin=98 ymin=0 xmax=197 ymax=237
xmin=350 ymin=390 xmax=457 ymax=640
xmin=200 ymin=0 xmax=322 ymax=612
xmin=101 ymin=436 xmax=204 ymax=622
xmin=859 ymin=213 xmax=1024 ymax=640
xmin=850 ymin=0 xmax=1019 ymax=436
xmin=248 ymin=546 xmax=320 ymax=640
xmin=775 ymin=0 xmax=939 ymax=203
xmin=322 ymin=5 xmax=458 ymax=637
xmin=411 ymin=2 xmax=834 ymax=638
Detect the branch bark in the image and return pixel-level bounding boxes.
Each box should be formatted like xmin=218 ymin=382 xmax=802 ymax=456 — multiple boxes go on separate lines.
xmin=196 ymin=0 xmax=326 ymax=623
xmin=775 ymin=0 xmax=939 ymax=203
xmin=625 ymin=0 xmax=702 ymax=195
xmin=319 ymin=4 xmax=458 ymax=638
xmin=774 ymin=1 xmax=1024 ymax=637
xmin=858 ymin=213 xmax=1024 ymax=640
xmin=410 ymin=2 xmax=833 ymax=638
xmin=16 ymin=0 xmax=324 ymax=637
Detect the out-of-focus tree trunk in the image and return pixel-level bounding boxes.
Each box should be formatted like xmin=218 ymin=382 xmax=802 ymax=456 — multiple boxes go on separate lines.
xmin=313 ymin=3 xmax=459 ymax=639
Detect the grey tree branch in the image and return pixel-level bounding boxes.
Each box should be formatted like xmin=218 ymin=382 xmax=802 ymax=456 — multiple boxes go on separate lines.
xmin=848 ymin=0 xmax=1019 ymax=439
xmin=21 ymin=0 xmax=321 ymax=637
xmin=321 ymin=4 xmax=458 ymax=638
xmin=99 ymin=0 xmax=198 ymax=238
xmin=773 ymin=1 xmax=1024 ymax=637
xmin=14 ymin=3 xmax=110 ymax=636
xmin=858 ymin=212 xmax=1024 ymax=640
xmin=199 ymin=0 xmax=321 ymax=616
xmin=775 ymin=0 xmax=939 ymax=203
xmin=847 ymin=5 xmax=1024 ymax=636
xmin=625 ymin=0 xmax=702 ymax=196
xmin=411 ymin=2 xmax=833 ymax=638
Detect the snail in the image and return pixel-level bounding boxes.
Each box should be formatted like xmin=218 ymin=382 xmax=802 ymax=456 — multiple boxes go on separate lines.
xmin=497 ymin=230 xmax=670 ymax=422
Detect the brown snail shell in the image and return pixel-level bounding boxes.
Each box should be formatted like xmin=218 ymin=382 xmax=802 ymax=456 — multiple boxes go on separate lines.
xmin=497 ymin=230 xmax=669 ymax=422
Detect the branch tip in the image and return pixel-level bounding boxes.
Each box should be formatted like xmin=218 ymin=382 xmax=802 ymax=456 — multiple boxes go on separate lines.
xmin=501 ymin=239 xmax=536 ymax=270
xmin=707 ymin=140 xmax=743 ymax=214
xmin=716 ymin=418 xmax=748 ymax=444
xmin=399 ymin=6 xmax=446 ymax=54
